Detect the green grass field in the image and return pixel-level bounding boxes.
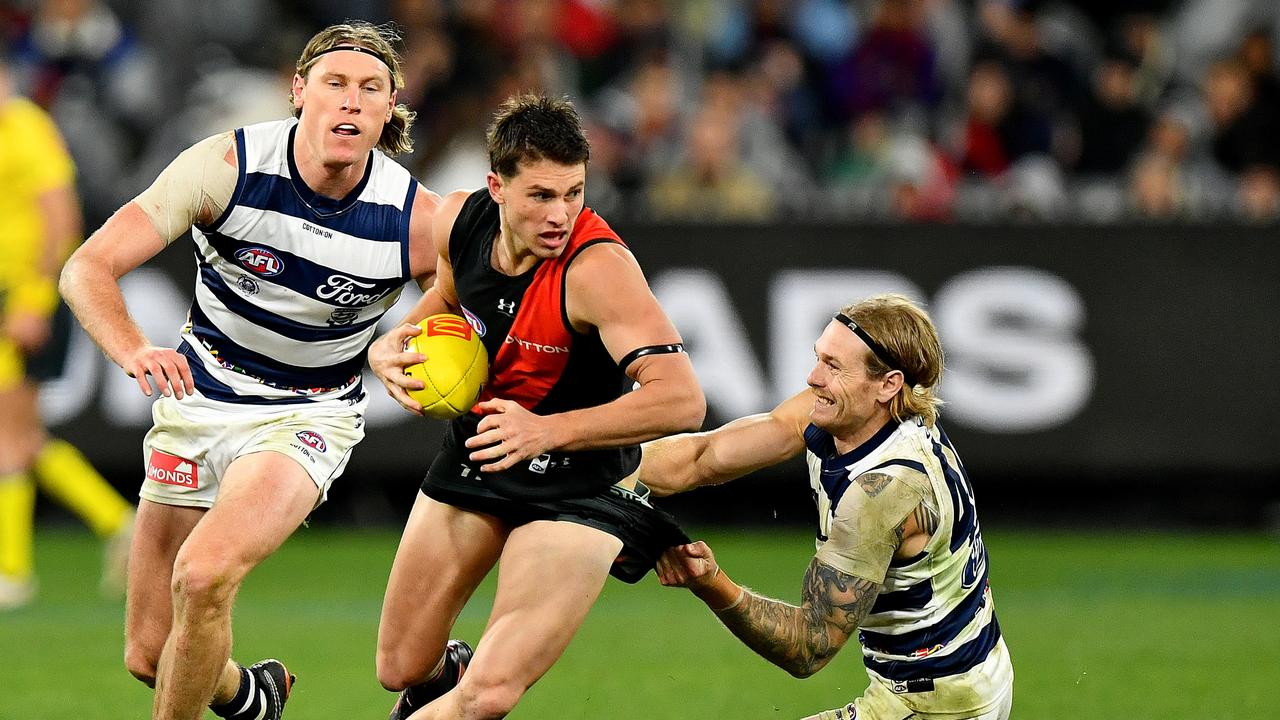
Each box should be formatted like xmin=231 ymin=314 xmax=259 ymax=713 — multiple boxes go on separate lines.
xmin=2 ymin=526 xmax=1278 ymax=719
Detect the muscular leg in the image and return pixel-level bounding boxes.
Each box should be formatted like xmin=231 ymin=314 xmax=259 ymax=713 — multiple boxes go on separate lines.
xmin=152 ymin=451 xmax=319 ymax=720
xmin=410 ymin=520 xmax=624 ymax=720
xmin=124 ymin=499 xmax=203 ymax=686
xmin=377 ymin=494 xmax=507 ymax=691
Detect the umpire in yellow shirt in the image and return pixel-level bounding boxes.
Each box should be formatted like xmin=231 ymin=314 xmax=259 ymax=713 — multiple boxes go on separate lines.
xmin=0 ymin=48 xmax=133 ymax=610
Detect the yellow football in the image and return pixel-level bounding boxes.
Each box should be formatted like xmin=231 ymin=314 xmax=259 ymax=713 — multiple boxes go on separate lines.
xmin=404 ymin=314 xmax=488 ymax=419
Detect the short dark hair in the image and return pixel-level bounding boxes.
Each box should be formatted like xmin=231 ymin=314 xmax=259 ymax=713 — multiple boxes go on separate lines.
xmin=486 ymin=93 xmax=590 ymax=178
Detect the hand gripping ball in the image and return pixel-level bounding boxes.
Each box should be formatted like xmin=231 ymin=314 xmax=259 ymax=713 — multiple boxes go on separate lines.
xmin=404 ymin=314 xmax=488 ymax=419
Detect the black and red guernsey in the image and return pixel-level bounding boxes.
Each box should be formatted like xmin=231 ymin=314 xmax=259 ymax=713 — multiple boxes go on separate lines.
xmin=425 ymin=189 xmax=640 ymax=501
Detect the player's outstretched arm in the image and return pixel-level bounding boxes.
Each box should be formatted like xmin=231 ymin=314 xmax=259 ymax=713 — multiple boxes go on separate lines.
xmin=60 ymin=132 xmax=234 ymax=398
xmin=658 ymin=541 xmax=877 ymax=679
xmin=639 ymin=389 xmax=812 ymax=497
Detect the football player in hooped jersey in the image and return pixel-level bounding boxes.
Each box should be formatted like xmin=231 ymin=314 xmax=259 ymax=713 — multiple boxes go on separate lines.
xmin=366 ymin=94 xmax=704 ymax=720
xmin=59 ymin=23 xmax=440 ymax=720
xmin=643 ymin=295 xmax=1014 ymax=720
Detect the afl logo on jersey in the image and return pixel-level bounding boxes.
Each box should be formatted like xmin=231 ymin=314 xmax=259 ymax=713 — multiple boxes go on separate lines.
xmin=461 ymin=306 xmax=487 ymax=337
xmin=235 ymin=247 xmax=284 ymax=276
xmin=295 ymin=431 xmax=327 ymax=453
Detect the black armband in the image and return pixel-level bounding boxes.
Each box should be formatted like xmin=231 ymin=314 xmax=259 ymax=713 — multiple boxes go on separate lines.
xmin=619 ymin=343 xmax=685 ymax=371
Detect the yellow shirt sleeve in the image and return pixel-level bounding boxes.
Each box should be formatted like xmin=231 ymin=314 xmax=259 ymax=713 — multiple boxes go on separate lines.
xmin=0 ymin=99 xmax=76 ymax=315
xmin=10 ymin=99 xmax=75 ymax=195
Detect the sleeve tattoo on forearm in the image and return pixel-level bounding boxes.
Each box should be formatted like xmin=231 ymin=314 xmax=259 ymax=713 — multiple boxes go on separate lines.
xmin=716 ymin=559 xmax=880 ymax=677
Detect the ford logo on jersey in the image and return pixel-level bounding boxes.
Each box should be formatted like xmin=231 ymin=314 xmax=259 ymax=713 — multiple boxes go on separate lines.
xmin=235 ymin=247 xmax=284 ymax=276
xmin=316 ymin=274 xmax=391 ymax=307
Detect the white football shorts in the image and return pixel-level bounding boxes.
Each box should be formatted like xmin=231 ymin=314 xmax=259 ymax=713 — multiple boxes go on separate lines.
xmin=139 ymin=391 xmax=367 ymax=509
xmin=806 ymin=637 xmax=1013 ymax=720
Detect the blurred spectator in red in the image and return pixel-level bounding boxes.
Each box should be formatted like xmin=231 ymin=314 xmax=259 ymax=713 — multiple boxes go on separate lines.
xmin=953 ymin=59 xmax=1052 ymax=178
xmin=1 ymin=1 xmax=29 ymax=44
xmin=559 ymin=0 xmax=672 ymax=96
xmin=884 ymin=134 xmax=957 ymax=222
xmin=974 ymin=0 xmax=1085 ymax=165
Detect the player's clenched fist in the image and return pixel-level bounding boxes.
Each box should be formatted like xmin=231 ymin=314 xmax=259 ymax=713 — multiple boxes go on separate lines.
xmin=657 ymin=541 xmax=719 ymax=589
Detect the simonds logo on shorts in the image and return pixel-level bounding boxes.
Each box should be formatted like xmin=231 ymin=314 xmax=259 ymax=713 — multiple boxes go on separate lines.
xmin=147 ymin=450 xmax=198 ymax=488
xmin=296 ymin=431 xmax=327 ymax=453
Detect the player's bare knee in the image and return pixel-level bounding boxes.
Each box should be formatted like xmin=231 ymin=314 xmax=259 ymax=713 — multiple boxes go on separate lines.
xmin=170 ymin=554 xmax=241 ymax=611
xmin=374 ymin=653 xmax=411 ymax=692
xmin=375 ymin=646 xmax=434 ymax=692
xmin=123 ymin=644 xmax=159 ymax=687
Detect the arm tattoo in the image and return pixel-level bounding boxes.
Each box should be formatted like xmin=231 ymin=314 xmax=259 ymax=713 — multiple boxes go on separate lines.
xmin=856 ymin=472 xmax=894 ymax=497
xmin=912 ymin=502 xmax=939 ymax=536
xmin=715 ymin=559 xmax=880 ymax=678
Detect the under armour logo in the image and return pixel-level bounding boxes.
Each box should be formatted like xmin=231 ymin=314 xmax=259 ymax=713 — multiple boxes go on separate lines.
xmin=497 ymin=299 xmax=517 ymax=316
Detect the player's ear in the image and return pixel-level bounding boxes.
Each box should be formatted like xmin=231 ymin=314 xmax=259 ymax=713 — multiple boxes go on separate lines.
xmin=486 ymin=172 xmax=504 ymax=204
xmin=877 ymin=370 xmax=904 ymax=403
xmin=292 ymin=74 xmax=306 ymax=110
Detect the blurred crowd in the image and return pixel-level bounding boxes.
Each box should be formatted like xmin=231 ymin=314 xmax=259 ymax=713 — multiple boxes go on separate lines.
xmin=4 ymin=0 xmax=1280 ymax=225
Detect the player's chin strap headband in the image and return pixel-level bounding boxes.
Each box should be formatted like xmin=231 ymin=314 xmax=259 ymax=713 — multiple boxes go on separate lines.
xmin=834 ymin=313 xmax=918 ymax=387
xmin=313 ymin=45 xmax=396 ymax=89
xmin=619 ymin=343 xmax=685 ymax=372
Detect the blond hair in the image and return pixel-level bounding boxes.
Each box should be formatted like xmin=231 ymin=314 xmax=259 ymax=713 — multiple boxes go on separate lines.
xmin=840 ymin=294 xmax=946 ymax=426
xmin=290 ymin=21 xmax=415 ymax=156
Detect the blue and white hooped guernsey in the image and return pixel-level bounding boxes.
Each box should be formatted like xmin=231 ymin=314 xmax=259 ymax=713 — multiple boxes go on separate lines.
xmin=806 ymin=417 xmax=1011 ymax=708
xmin=181 ymin=118 xmax=415 ymax=405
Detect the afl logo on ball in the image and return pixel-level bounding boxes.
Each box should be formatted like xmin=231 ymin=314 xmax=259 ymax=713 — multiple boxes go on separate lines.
xmin=295 ymin=431 xmax=327 ymax=453
xmin=235 ymin=247 xmax=284 ymax=276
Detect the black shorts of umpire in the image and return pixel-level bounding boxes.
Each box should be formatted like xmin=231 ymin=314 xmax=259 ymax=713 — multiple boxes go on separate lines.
xmin=24 ymin=302 xmax=74 ymax=382
xmin=420 ymin=479 xmax=689 ymax=583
